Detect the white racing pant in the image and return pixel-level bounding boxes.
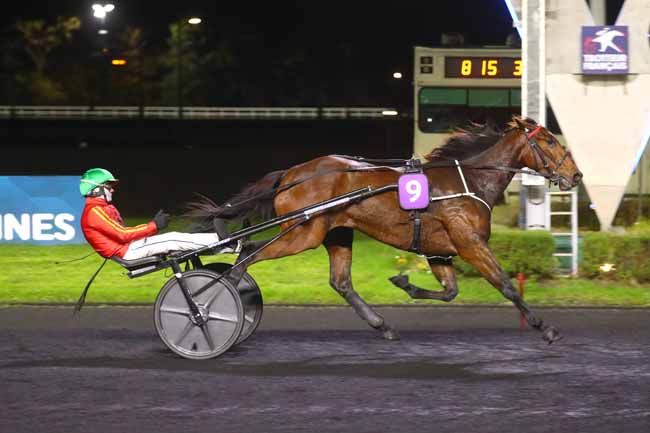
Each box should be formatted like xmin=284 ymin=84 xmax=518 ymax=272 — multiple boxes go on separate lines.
xmin=122 ymin=232 xmax=234 ymax=260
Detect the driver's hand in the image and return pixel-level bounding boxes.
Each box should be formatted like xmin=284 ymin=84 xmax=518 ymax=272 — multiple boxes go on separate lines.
xmin=153 ymin=209 xmax=171 ymax=230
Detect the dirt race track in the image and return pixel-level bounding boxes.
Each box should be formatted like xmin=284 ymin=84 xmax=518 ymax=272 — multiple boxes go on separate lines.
xmin=1 ymin=305 xmax=649 ymax=433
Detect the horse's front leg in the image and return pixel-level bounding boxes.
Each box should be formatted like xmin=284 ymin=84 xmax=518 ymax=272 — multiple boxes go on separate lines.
xmin=453 ymin=232 xmax=562 ymax=343
xmin=389 ymin=256 xmax=459 ymax=302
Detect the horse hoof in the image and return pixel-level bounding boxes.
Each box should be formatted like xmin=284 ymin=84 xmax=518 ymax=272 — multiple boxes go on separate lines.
xmin=380 ymin=325 xmax=400 ymax=341
xmin=389 ymin=274 xmax=409 ymax=290
xmin=542 ymin=326 xmax=563 ymax=344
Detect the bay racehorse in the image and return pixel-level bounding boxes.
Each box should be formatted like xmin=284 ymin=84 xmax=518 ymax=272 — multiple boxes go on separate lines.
xmin=188 ymin=116 xmax=582 ymax=343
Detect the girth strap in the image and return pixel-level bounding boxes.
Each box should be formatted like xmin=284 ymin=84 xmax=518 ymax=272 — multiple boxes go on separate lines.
xmin=408 ymin=210 xmax=422 ymax=254
xmin=405 ymin=158 xmax=426 ymax=254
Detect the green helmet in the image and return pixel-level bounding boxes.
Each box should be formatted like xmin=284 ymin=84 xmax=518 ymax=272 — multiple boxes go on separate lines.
xmin=79 ymin=168 xmax=119 ymax=196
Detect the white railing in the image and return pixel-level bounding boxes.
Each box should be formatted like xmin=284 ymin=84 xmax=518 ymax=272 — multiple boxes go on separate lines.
xmin=0 ymin=106 xmax=399 ymax=120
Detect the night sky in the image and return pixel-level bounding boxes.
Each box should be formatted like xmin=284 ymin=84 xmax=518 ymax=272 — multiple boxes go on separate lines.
xmin=1 ymin=1 xmax=630 ymax=107
xmin=2 ymin=1 xmax=515 ymax=45
xmin=1 ymin=0 xmax=516 ymax=90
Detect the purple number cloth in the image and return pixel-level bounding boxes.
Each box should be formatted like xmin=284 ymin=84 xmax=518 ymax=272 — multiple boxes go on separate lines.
xmin=398 ymin=174 xmax=429 ymax=210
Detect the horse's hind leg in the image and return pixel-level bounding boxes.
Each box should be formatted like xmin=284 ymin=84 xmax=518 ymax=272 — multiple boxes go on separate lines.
xmin=225 ymin=220 xmax=327 ymax=285
xmin=454 ymin=233 xmax=562 ymax=343
xmin=323 ymin=227 xmax=400 ymax=341
xmin=389 ymin=256 xmax=459 ymax=302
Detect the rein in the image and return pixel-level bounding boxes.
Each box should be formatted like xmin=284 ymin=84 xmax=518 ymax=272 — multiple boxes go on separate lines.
xmin=220 ymin=125 xmax=570 ymax=212
xmin=335 ymin=153 xmax=558 ymax=180
xmin=220 ymin=157 xmax=552 ymax=212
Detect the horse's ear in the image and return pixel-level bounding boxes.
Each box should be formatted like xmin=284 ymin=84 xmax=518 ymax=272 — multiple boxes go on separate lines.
xmin=512 ymin=116 xmax=527 ymax=129
xmin=508 ymin=115 xmax=525 ymax=130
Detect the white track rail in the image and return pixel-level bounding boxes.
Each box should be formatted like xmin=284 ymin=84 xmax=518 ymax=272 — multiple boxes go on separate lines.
xmin=0 ymin=106 xmax=398 ymax=120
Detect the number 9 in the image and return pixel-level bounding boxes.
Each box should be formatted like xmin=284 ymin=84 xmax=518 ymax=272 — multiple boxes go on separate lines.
xmin=406 ymin=180 xmax=422 ymax=203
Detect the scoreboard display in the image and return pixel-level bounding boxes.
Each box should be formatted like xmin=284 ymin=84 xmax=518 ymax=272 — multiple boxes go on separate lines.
xmin=413 ymin=46 xmax=522 ymax=157
xmin=414 ymin=46 xmax=522 ymax=87
xmin=444 ymin=56 xmax=522 ymax=79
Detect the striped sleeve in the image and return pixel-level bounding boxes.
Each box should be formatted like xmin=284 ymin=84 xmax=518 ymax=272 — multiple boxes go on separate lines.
xmin=88 ymin=207 xmax=158 ymax=243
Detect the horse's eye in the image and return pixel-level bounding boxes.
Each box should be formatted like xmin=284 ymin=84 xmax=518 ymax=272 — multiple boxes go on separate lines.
xmin=547 ymin=137 xmax=556 ymax=147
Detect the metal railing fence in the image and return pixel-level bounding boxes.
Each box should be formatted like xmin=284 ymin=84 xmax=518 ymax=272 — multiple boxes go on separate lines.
xmin=0 ymin=106 xmax=399 ymax=120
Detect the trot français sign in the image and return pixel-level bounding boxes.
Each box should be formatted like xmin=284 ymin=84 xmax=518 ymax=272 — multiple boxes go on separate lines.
xmin=581 ymin=26 xmax=629 ymax=74
xmin=0 ymin=176 xmax=85 ymax=244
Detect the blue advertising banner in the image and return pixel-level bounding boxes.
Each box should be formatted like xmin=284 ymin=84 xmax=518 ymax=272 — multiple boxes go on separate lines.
xmin=581 ymin=26 xmax=629 ymax=74
xmin=0 ymin=176 xmax=85 ymax=244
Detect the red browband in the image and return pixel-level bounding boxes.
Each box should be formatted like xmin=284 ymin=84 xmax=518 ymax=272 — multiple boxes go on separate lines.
xmin=527 ymin=124 xmax=543 ymax=140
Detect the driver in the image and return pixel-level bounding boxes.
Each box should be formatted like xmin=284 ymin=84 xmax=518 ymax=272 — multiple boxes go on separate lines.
xmin=79 ymin=168 xmax=238 ymax=260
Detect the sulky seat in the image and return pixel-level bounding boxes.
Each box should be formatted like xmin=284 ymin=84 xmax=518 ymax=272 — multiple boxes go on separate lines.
xmin=111 ymin=255 xmax=165 ymax=271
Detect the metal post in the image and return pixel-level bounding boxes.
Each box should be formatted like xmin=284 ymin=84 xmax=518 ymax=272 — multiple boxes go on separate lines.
xmin=571 ymin=189 xmax=578 ymax=276
xmin=522 ymin=0 xmax=548 ymax=230
xmin=522 ymin=0 xmax=546 ymax=125
xmin=638 ymin=155 xmax=643 ymax=222
xmin=518 ymin=272 xmax=526 ymax=331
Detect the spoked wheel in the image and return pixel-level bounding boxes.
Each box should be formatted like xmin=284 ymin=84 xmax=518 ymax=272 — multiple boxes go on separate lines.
xmin=154 ymin=270 xmax=243 ymax=360
xmin=202 ymin=263 xmax=263 ymax=345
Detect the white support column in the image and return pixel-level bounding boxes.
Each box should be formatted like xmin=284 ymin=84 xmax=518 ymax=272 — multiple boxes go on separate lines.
xmin=522 ymin=0 xmax=546 ymax=124
xmin=522 ymin=0 xmax=548 ymax=230
xmin=590 ymin=0 xmax=607 ymax=25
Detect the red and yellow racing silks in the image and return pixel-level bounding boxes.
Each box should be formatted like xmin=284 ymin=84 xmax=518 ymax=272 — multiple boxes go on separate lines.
xmin=81 ymin=197 xmax=157 ymax=258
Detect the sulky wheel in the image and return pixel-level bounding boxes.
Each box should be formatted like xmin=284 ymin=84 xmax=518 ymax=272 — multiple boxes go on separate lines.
xmin=154 ymin=269 xmax=243 ymax=360
xmin=202 ymin=262 xmax=263 ymax=345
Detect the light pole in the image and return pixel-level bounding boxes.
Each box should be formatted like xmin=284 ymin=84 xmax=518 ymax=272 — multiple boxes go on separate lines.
xmin=91 ymin=4 xmax=115 ymax=106
xmin=177 ymin=17 xmax=201 ymax=119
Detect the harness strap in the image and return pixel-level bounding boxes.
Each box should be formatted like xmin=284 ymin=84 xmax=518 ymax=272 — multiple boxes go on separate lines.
xmin=408 ymin=210 xmax=422 ymax=254
xmin=527 ymin=124 xmax=543 ymax=139
xmin=455 ymin=159 xmax=470 ymax=192
xmin=220 ymin=159 xmax=552 ymax=212
xmin=405 ymin=158 xmax=425 ymax=254
xmin=426 ymin=255 xmax=453 ymax=265
xmin=332 ymin=154 xmax=411 ymax=165
xmin=440 ymin=160 xmax=492 ymax=212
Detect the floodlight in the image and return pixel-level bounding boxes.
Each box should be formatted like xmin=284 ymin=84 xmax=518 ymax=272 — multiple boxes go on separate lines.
xmin=92 ymin=4 xmax=114 ymax=19
xmin=188 ymin=17 xmax=202 ymax=25
xmin=599 ymin=263 xmax=615 ymax=273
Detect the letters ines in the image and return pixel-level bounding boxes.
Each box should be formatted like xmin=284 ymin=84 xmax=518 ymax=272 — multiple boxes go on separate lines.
xmin=0 ymin=213 xmax=76 ymax=241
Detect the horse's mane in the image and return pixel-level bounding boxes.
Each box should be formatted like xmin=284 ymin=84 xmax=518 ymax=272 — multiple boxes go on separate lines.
xmin=423 ymin=122 xmax=504 ymax=162
xmin=423 ymin=117 xmax=532 ymax=162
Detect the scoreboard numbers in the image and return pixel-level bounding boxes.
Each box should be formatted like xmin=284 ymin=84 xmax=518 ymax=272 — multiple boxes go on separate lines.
xmin=445 ymin=56 xmax=522 ymax=79
xmin=461 ymin=60 xmax=472 ymax=76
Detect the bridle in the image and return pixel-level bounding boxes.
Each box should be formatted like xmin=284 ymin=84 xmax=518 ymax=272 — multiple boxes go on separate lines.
xmin=525 ymin=124 xmax=572 ymax=185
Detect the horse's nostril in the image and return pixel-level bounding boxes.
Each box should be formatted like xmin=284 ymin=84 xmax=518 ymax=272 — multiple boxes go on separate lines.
xmin=573 ymin=172 xmax=583 ymax=184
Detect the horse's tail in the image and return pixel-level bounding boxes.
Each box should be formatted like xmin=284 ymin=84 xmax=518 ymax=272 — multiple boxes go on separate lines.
xmin=185 ymin=169 xmax=287 ymax=232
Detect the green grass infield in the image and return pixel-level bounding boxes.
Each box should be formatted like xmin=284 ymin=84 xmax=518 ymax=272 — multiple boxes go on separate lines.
xmin=1 ymin=230 xmax=649 ymax=307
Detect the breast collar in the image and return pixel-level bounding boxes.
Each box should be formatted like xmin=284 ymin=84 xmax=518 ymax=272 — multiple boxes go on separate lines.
xmin=427 ymin=160 xmax=491 ymax=212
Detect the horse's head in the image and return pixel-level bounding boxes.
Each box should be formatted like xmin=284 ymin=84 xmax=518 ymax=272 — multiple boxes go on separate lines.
xmin=512 ymin=116 xmax=583 ymax=190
